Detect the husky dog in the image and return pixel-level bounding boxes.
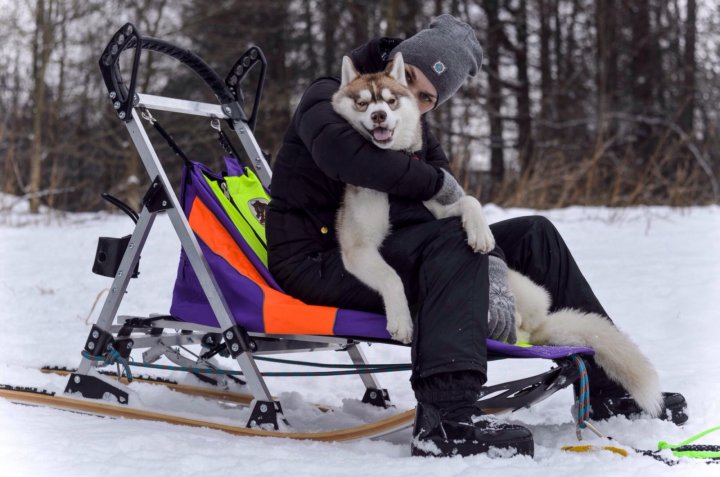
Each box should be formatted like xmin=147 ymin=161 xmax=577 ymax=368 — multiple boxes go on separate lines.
xmin=508 ymin=270 xmax=663 ymax=417
xmin=331 ymin=53 xmax=495 ymax=344
xmin=331 ymin=55 xmax=662 ymax=415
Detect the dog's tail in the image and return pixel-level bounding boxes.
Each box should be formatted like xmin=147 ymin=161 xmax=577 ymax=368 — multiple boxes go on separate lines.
xmin=530 ymin=309 xmax=663 ymax=417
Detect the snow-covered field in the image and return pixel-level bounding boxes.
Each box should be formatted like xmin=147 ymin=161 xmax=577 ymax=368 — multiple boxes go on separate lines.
xmin=1 ymin=198 xmax=719 ymax=477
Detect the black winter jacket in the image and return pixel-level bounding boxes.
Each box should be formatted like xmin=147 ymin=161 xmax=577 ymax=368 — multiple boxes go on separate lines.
xmin=266 ymin=38 xmax=456 ymax=270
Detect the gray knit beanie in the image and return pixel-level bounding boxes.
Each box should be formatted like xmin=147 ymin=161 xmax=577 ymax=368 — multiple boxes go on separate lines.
xmin=389 ymin=14 xmax=483 ymax=107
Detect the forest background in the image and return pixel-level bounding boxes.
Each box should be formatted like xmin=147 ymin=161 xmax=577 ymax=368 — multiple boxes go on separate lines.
xmin=1 ymin=0 xmax=718 ymax=214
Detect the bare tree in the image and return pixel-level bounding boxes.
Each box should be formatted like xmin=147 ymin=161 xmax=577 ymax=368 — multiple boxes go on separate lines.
xmin=680 ymin=0 xmax=696 ymax=133
xmin=28 ymin=0 xmax=55 ymax=213
xmin=480 ymin=0 xmax=505 ymax=201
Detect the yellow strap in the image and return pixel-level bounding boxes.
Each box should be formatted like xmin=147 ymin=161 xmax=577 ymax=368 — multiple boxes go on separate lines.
xmin=561 ymin=445 xmax=629 ymax=457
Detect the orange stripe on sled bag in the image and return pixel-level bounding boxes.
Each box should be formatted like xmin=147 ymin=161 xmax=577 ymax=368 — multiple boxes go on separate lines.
xmin=188 ymin=197 xmax=337 ymax=335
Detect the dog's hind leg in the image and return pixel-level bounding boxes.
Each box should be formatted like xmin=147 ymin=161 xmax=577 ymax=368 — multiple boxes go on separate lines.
xmin=341 ymin=245 xmax=413 ymax=344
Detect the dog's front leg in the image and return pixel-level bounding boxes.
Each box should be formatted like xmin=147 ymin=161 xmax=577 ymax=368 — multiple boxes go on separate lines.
xmin=341 ymin=245 xmax=414 ymax=344
xmin=424 ymin=196 xmax=495 ymax=253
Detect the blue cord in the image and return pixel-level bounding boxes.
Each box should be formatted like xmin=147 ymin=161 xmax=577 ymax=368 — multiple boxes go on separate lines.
xmin=572 ymin=355 xmax=590 ymax=432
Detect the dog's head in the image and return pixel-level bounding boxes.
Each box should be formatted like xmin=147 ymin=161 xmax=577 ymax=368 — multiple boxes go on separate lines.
xmin=331 ymin=53 xmax=421 ymax=151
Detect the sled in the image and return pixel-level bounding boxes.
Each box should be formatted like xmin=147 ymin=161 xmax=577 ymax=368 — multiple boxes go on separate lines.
xmin=0 ymin=23 xmax=595 ymax=440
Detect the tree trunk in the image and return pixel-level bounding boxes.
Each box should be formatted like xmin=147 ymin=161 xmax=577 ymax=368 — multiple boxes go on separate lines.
xmin=594 ymin=0 xmax=617 ymax=128
xmin=482 ymin=0 xmax=505 ymax=200
xmin=347 ymin=0 xmax=368 ymax=49
xmin=29 ymin=0 xmax=54 ymax=214
xmin=630 ymin=0 xmax=653 ymax=116
xmin=680 ymin=0 xmax=696 ymax=133
xmin=48 ymin=0 xmax=68 ymax=210
xmin=303 ymin=0 xmax=318 ymax=73
xmin=514 ymin=0 xmax=533 ymax=172
xmin=322 ymin=0 xmax=338 ymax=75
xmin=385 ymin=0 xmax=399 ymax=36
xmin=538 ymin=0 xmax=553 ymax=122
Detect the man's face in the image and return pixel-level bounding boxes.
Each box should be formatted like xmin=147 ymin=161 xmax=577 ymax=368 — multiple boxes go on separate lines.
xmin=402 ymin=63 xmax=438 ymax=114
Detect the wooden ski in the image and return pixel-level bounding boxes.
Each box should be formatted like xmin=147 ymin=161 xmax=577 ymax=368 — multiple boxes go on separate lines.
xmin=0 ymin=384 xmax=415 ymax=441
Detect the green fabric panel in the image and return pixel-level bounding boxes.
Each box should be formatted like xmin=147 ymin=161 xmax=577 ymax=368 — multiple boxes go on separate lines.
xmin=204 ymin=169 xmax=269 ymax=266
xmin=225 ymin=171 xmax=269 ymax=244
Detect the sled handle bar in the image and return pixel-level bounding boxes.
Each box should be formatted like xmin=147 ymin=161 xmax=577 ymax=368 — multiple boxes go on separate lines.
xmin=99 ymin=23 xmax=245 ymax=123
xmin=224 ymin=46 xmax=267 ymax=132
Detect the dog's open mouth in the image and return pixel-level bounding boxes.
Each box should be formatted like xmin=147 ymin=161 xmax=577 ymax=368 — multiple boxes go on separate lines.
xmin=371 ymin=127 xmax=394 ymax=144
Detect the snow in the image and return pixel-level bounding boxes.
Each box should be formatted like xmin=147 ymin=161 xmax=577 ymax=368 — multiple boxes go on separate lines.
xmin=1 ymin=197 xmax=719 ymax=476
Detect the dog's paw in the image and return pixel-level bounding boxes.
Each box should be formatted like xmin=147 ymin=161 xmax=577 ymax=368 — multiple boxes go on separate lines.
xmin=386 ymin=316 xmax=413 ymax=344
xmin=459 ymin=196 xmax=495 ymax=253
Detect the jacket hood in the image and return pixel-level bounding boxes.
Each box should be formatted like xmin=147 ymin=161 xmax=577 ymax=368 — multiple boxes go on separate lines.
xmin=349 ymin=37 xmax=403 ymax=74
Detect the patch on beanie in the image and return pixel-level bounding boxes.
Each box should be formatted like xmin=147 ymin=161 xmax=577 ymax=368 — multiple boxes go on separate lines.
xmin=432 ymin=61 xmax=446 ymax=75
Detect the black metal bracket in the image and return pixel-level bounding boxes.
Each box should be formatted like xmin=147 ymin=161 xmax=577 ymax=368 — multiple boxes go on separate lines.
xmin=222 ymin=325 xmax=253 ymax=358
xmin=84 ymin=325 xmax=115 ymax=358
xmin=99 ymin=23 xmax=142 ymax=122
xmin=142 ymin=176 xmax=172 ymax=213
xmin=246 ymin=400 xmax=286 ymax=430
xmin=114 ymin=338 xmax=134 ymax=359
xmin=117 ymin=315 xmax=170 ymax=338
xmin=224 ymin=46 xmax=267 ymax=131
xmin=64 ymin=373 xmax=129 ymax=405
xmin=362 ymin=388 xmax=392 ymax=408
xmin=477 ymin=358 xmax=580 ymax=413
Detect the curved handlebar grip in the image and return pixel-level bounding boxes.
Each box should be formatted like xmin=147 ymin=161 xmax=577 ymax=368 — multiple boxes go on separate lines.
xmin=225 ymin=46 xmax=268 ymax=132
xmin=136 ymin=37 xmax=235 ymax=104
xmin=99 ymin=23 xmax=237 ymax=121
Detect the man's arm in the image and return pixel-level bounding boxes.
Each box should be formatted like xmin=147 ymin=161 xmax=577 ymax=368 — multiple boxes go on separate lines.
xmin=424 ymin=127 xmax=506 ymax=261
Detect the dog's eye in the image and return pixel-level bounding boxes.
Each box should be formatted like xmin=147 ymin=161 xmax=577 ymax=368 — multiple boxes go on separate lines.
xmin=405 ymin=71 xmax=412 ymax=83
xmin=356 ymin=101 xmax=368 ymax=108
xmin=387 ymin=98 xmax=397 ymax=105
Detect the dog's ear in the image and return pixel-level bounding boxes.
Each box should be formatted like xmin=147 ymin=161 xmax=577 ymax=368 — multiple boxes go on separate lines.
xmin=386 ymin=53 xmax=407 ymax=86
xmin=340 ymin=56 xmax=359 ymax=87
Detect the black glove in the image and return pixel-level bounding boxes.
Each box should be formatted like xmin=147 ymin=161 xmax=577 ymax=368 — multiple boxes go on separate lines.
xmin=487 ymin=256 xmax=517 ymax=344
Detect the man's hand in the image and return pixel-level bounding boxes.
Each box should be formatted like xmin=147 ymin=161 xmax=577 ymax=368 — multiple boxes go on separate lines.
xmin=487 ymin=256 xmax=517 ymax=343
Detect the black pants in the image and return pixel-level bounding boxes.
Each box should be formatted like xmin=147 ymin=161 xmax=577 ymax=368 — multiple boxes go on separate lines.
xmin=270 ymin=215 xmax=616 ymax=403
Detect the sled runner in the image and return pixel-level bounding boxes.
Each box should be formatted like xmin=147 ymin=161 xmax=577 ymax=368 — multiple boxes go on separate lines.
xmin=0 ymin=23 xmax=596 ymax=440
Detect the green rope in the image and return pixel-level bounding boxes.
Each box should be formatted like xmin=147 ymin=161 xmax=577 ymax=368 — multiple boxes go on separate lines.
xmin=657 ymin=426 xmax=720 ymax=460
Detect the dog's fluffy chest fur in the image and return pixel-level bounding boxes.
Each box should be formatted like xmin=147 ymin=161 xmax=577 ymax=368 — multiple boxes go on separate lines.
xmin=336 ymin=185 xmax=391 ymax=249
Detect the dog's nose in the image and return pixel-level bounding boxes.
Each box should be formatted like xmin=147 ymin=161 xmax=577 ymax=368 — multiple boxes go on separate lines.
xmin=371 ymin=110 xmax=386 ymax=123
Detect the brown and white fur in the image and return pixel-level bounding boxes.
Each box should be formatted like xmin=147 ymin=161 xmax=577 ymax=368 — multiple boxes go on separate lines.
xmin=331 ymin=54 xmax=495 ymax=343
xmin=509 ymin=269 xmax=663 ymax=417
xmin=331 ymin=55 xmax=662 ymax=415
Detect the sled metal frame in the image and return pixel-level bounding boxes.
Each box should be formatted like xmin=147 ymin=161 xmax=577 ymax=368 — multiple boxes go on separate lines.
xmin=64 ymin=23 xmax=583 ymax=432
xmin=69 ymin=23 xmax=392 ymax=429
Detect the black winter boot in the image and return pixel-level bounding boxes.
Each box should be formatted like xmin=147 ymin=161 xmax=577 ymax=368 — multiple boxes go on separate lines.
xmin=411 ymin=401 xmax=534 ymax=458
xmin=589 ymin=386 xmax=688 ymax=425
xmin=590 ymin=383 xmax=688 ymax=426
xmin=584 ymin=359 xmax=688 ymax=425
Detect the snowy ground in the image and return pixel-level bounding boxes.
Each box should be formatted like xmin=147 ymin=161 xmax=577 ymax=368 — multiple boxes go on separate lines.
xmin=1 ymin=197 xmax=719 ymax=476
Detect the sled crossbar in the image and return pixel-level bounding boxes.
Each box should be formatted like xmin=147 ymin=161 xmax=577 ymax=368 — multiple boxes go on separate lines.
xmin=136 ymin=93 xmax=229 ymax=119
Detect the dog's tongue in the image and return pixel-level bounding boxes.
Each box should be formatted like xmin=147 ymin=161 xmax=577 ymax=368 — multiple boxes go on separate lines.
xmin=373 ymin=128 xmax=392 ymax=141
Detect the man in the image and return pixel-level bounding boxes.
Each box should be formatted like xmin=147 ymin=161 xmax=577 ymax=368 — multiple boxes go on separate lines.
xmin=266 ymin=14 xmax=686 ymax=458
